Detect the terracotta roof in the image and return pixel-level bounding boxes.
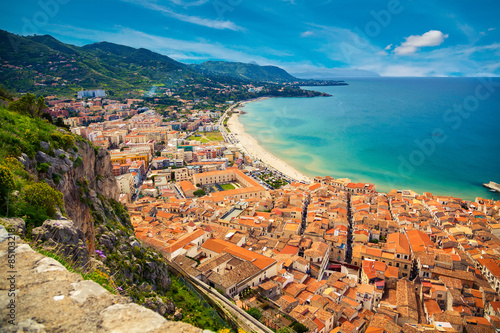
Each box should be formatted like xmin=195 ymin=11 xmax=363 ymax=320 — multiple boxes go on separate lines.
xmin=202 ymin=238 xmax=276 ymax=270
xmin=179 ymin=180 xmax=196 ymax=192
xmin=163 ymin=229 xmax=205 ymax=254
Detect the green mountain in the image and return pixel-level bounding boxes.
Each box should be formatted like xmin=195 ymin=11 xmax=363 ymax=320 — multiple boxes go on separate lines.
xmin=193 ymin=60 xmax=297 ymax=82
xmin=0 ymin=29 xmax=334 ymax=98
xmin=0 ymin=30 xmax=294 ymax=95
xmin=82 ymin=41 xmax=185 ymax=71
xmin=0 ymin=30 xmax=202 ymax=96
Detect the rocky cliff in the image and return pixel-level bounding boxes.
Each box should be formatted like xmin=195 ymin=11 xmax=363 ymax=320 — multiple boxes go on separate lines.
xmin=0 ymin=108 xmax=218 ymax=332
xmin=14 ymin=134 xmax=176 ymax=310
xmin=0 ymin=225 xmax=201 ymax=333
xmin=20 ymin=137 xmax=119 ymax=255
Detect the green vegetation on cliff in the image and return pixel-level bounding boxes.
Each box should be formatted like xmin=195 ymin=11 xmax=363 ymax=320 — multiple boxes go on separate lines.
xmin=0 ymin=105 xmax=68 ymax=226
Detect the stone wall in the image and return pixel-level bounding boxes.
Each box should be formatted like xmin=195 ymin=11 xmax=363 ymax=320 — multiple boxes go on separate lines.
xmin=0 ymin=225 xmax=202 ymax=333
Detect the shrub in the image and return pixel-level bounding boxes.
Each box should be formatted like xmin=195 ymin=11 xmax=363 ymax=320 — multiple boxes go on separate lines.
xmin=59 ymin=154 xmax=66 ymax=159
xmin=24 ymin=128 xmax=40 ymax=150
xmin=62 ymin=134 xmax=75 ymax=149
xmin=15 ymin=181 xmax=64 ymax=227
xmin=52 ymin=173 xmax=61 ymax=185
xmin=0 ymin=165 xmax=15 ymax=198
xmin=277 ymin=328 xmax=291 ymax=333
xmin=36 ymin=162 xmax=51 ymax=173
xmin=246 ymin=307 xmax=262 ymax=320
xmin=73 ymin=156 xmax=83 ymax=168
xmin=290 ymin=322 xmax=308 ymax=333
xmin=8 ymin=93 xmax=46 ymax=118
xmin=193 ymin=189 xmax=206 ymax=197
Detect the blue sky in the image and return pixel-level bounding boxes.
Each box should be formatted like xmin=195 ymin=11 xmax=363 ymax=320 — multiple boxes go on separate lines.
xmin=2 ymin=0 xmax=499 ymax=77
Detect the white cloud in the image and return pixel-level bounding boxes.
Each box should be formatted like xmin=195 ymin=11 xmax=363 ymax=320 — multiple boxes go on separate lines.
xmin=301 ymin=31 xmax=314 ymax=37
xmin=168 ymin=0 xmax=210 ymax=7
xmin=120 ymin=0 xmax=244 ymax=31
xmin=393 ymin=30 xmax=449 ymax=55
xmin=45 ymin=25 xmax=278 ymax=65
xmin=488 ymin=27 xmax=496 ymax=31
xmin=384 ymin=44 xmax=392 ymax=50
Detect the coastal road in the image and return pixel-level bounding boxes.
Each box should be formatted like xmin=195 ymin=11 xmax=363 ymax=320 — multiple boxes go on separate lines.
xmin=219 ymin=102 xmax=241 ymax=145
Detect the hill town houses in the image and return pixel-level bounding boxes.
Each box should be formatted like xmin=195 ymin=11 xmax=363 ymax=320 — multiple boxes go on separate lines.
xmin=60 ymin=95 xmax=500 ymax=333
xmin=129 ymin=176 xmax=500 ymax=333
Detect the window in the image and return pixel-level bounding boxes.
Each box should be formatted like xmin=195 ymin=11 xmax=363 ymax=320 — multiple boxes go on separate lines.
xmin=404 ymin=264 xmax=408 ymax=269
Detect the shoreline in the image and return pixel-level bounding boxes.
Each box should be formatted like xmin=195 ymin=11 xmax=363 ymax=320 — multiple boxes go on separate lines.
xmin=227 ymin=98 xmax=313 ymax=184
xmin=225 ymin=97 xmax=498 ymax=201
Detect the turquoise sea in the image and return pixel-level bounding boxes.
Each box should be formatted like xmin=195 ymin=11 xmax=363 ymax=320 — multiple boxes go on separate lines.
xmin=239 ymin=77 xmax=500 ymax=201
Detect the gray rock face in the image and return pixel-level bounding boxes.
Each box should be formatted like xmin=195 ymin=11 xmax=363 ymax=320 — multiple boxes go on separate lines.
xmin=54 ymin=148 xmax=66 ymax=157
xmin=0 ymin=225 xmax=11 ymax=244
xmin=0 ymin=238 xmax=202 ymax=333
xmin=0 ymin=218 xmax=26 ymax=236
xmin=165 ymin=300 xmax=176 ymax=315
xmin=27 ymin=141 xmax=120 ymax=255
xmin=130 ymin=237 xmax=140 ymax=249
xmin=99 ymin=233 xmax=117 ymax=251
xmin=141 ymin=261 xmax=171 ymax=290
xmin=18 ymin=153 xmax=34 ymax=170
xmin=40 ymin=141 xmax=50 ymax=151
xmin=35 ymin=150 xmax=57 ymax=166
xmin=32 ymin=219 xmax=89 ymax=265
xmin=143 ymin=297 xmax=168 ymax=316
xmin=174 ymin=308 xmax=183 ymax=321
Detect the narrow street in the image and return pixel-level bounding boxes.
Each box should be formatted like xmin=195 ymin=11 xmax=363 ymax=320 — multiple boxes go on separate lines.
xmin=345 ymin=193 xmax=353 ymax=264
xmin=300 ymin=196 xmax=309 ymax=236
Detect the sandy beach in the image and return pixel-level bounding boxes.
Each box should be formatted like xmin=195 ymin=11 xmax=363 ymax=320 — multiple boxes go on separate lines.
xmin=227 ymin=99 xmax=312 ymax=184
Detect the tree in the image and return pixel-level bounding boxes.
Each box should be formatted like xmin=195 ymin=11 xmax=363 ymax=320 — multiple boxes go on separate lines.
xmin=193 ymin=189 xmax=206 ymax=197
xmin=0 ymin=165 xmax=15 ymax=215
xmin=246 ymin=307 xmax=262 ymax=320
xmin=0 ymin=165 xmax=15 ymax=197
xmin=0 ymin=85 xmax=13 ymax=102
xmin=41 ymin=112 xmax=53 ymax=124
xmin=55 ymin=117 xmax=70 ymax=130
xmin=9 ymin=93 xmax=47 ymax=118
xmin=277 ymin=328 xmax=291 ymax=333
xmin=290 ymin=322 xmax=308 ymax=333
xmin=15 ymin=182 xmax=64 ymax=227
